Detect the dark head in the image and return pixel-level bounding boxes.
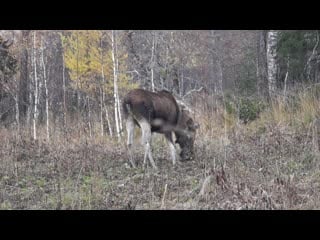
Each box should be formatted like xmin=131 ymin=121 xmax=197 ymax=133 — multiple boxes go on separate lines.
xmin=175 ymin=110 xmax=199 ymax=161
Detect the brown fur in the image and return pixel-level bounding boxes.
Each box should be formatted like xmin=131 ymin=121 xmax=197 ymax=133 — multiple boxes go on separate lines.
xmin=123 ymin=89 xmax=199 ymax=161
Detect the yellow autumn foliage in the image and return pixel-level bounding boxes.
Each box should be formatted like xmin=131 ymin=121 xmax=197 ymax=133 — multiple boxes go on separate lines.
xmin=60 ymin=30 xmax=137 ymax=97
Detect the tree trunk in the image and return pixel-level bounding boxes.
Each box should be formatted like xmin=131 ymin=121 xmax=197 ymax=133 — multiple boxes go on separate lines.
xmin=99 ymin=87 xmax=104 ymax=137
xmin=62 ymin=53 xmax=67 ymax=129
xmin=41 ymin=36 xmax=50 ymax=141
xmin=76 ymin=32 xmax=81 ymax=127
xmin=100 ymin=37 xmax=105 ymax=137
xmin=117 ymin=93 xmax=123 ymax=136
xmin=267 ymin=30 xmax=279 ymax=100
xmin=15 ymin=91 xmax=20 ymax=134
xmin=99 ymin=35 xmax=113 ymax=138
xmin=105 ymin=106 xmax=113 ymax=137
xmin=256 ymin=30 xmax=269 ymax=99
xmin=32 ymin=31 xmax=39 ymax=140
xmin=19 ymin=30 xmax=30 ymax=124
xmin=210 ymin=30 xmax=223 ymax=95
xmin=150 ymin=32 xmax=156 ymax=92
xmin=87 ymin=96 xmax=92 ymax=138
xmin=115 ymin=33 xmax=123 ymax=135
xmin=163 ymin=44 xmax=169 ymax=89
xmin=305 ymin=31 xmax=319 ymax=82
xmin=111 ymin=30 xmax=121 ymax=140
xmin=27 ymin=72 xmax=32 ymax=128
xmin=179 ymin=68 xmax=184 ymax=97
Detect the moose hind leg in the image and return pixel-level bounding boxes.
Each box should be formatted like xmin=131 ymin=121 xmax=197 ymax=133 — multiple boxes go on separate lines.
xmin=140 ymin=120 xmax=158 ymax=170
xmin=126 ymin=116 xmax=136 ymax=168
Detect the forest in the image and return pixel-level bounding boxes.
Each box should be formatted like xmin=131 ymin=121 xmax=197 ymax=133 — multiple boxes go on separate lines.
xmin=1 ymin=30 xmax=320 ymax=209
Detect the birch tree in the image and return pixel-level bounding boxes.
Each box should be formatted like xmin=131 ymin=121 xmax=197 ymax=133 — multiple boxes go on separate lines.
xmin=256 ymin=30 xmax=268 ymax=98
xmin=61 ymin=31 xmax=95 ymax=133
xmin=114 ymin=32 xmax=123 ymax=135
xmin=62 ymin=52 xmax=67 ymax=128
xmin=208 ymin=30 xmax=224 ymax=95
xmin=61 ymin=30 xmax=133 ymax=139
xmin=267 ymin=30 xmax=279 ymax=100
xmin=32 ymin=31 xmax=39 ymax=140
xmin=41 ymin=35 xmax=50 ymax=141
xmin=99 ymin=31 xmax=113 ymax=137
xmin=0 ymin=34 xmax=19 ymax=132
xmin=150 ymin=31 xmax=156 ymax=92
xmin=111 ymin=30 xmax=121 ymax=140
xmin=305 ymin=30 xmax=319 ymax=82
xmin=18 ymin=30 xmax=30 ymax=124
xmin=99 ymin=42 xmax=105 ymax=137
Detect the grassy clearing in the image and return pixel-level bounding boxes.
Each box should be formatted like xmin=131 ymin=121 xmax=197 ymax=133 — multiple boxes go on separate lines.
xmin=1 ymin=89 xmax=320 ymax=209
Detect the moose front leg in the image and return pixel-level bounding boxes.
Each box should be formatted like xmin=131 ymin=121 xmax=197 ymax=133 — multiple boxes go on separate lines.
xmin=165 ymin=132 xmax=177 ymax=166
xmin=140 ymin=120 xmax=158 ymax=170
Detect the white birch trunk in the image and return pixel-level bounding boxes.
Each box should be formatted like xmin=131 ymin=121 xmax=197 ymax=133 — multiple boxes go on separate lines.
xmin=33 ymin=31 xmax=38 ymax=140
xmin=100 ymin=37 xmax=113 ymax=137
xmin=305 ymin=31 xmax=319 ymax=81
xmin=115 ymin=33 xmax=123 ymax=135
xmin=256 ymin=30 xmax=268 ymax=98
xmin=117 ymin=92 xmax=123 ymax=136
xmin=41 ymin=37 xmax=50 ymax=141
xmin=15 ymin=92 xmax=20 ymax=134
xmin=100 ymin=87 xmax=104 ymax=137
xmin=62 ymin=53 xmax=67 ymax=128
xmin=76 ymin=32 xmax=81 ymax=121
xmin=87 ymin=96 xmax=92 ymax=138
xmin=27 ymin=86 xmax=32 ymax=128
xmin=150 ymin=32 xmax=156 ymax=92
xmin=180 ymin=69 xmax=184 ymax=97
xmin=267 ymin=30 xmax=279 ymax=99
xmin=111 ymin=30 xmax=120 ymax=140
xmin=163 ymin=44 xmax=169 ymax=89
xmin=105 ymin=106 xmax=113 ymax=137
xmin=100 ymin=39 xmax=105 ymax=137
xmin=27 ymin=69 xmax=32 ymax=128
xmin=210 ymin=30 xmax=223 ymax=94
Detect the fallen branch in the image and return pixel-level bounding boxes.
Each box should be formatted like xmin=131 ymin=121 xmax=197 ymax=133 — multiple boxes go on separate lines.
xmin=182 ymin=87 xmax=204 ymax=100
xmin=160 ymin=183 xmax=168 ymax=209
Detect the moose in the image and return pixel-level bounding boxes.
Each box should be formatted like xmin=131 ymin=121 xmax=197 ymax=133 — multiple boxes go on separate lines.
xmin=122 ymin=88 xmax=199 ymax=170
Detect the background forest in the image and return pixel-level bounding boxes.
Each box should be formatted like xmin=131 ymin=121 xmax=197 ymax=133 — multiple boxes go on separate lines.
xmin=1 ymin=30 xmax=320 ymax=209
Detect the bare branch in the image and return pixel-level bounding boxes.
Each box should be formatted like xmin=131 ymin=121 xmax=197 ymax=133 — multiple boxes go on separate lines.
xmin=305 ymin=31 xmax=320 ymax=81
xmin=160 ymin=183 xmax=168 ymax=209
xmin=181 ymin=86 xmax=204 ymax=99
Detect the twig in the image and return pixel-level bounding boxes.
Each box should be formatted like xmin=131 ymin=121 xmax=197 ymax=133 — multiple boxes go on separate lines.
xmin=160 ymin=183 xmax=168 ymax=209
xmin=182 ymin=87 xmax=204 ymax=99
xmin=304 ymin=31 xmax=319 ymax=80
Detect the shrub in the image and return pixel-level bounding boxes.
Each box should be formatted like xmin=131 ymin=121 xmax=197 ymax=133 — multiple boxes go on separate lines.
xmin=238 ymin=98 xmax=264 ymax=123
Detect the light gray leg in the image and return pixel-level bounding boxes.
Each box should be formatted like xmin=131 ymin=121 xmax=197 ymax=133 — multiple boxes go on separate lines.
xmin=140 ymin=120 xmax=158 ymax=170
xmin=126 ymin=116 xmax=136 ymax=168
xmin=165 ymin=132 xmax=177 ymax=166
